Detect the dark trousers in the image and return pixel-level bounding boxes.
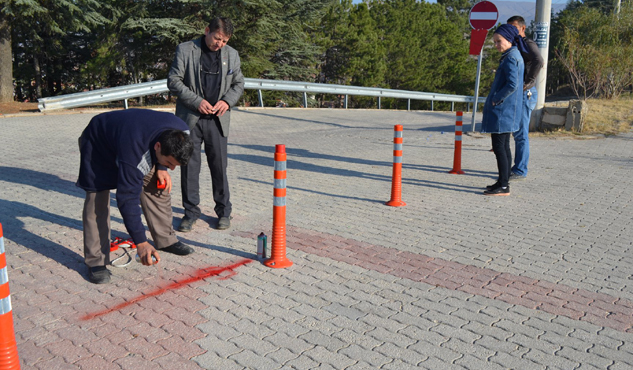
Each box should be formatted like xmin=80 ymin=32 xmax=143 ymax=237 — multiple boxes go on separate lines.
xmin=82 ymin=167 xmax=178 ymax=267
xmin=181 ymin=117 xmax=231 ymax=219
xmin=491 ymin=133 xmax=512 ymax=187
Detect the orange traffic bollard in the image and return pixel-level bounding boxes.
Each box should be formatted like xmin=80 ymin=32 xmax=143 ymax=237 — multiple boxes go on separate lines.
xmin=0 ymin=223 xmax=21 ymax=370
xmin=385 ymin=125 xmax=407 ymax=207
xmin=264 ymin=145 xmax=293 ymax=269
xmin=449 ymin=111 xmax=465 ymax=174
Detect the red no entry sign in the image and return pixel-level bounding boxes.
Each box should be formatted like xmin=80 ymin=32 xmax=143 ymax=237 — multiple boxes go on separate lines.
xmin=469 ymin=1 xmax=499 ymax=30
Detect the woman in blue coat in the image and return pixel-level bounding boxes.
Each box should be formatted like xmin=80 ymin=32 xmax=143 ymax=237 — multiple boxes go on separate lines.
xmin=481 ymin=24 xmax=525 ymax=196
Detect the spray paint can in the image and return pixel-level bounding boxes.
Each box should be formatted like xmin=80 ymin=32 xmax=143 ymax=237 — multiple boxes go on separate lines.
xmin=257 ymin=232 xmax=267 ymax=260
xmin=135 ymin=254 xmax=157 ymax=264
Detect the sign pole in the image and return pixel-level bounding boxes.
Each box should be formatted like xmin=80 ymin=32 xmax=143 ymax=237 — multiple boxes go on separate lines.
xmin=471 ymin=49 xmax=483 ymax=133
xmin=467 ymin=1 xmax=499 ymax=132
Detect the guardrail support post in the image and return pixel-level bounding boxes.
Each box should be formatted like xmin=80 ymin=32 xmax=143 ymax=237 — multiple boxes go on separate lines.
xmin=431 ymin=100 xmax=434 ymax=111
xmin=303 ymin=92 xmax=308 ymax=108
xmin=451 ymin=102 xmax=454 ymax=112
xmin=407 ymin=99 xmax=411 ymax=111
xmin=344 ymin=95 xmax=348 ymax=109
xmin=378 ymin=97 xmax=381 ymax=110
xmin=258 ymin=90 xmax=264 ymax=107
xmin=124 ymin=99 xmax=129 ymax=109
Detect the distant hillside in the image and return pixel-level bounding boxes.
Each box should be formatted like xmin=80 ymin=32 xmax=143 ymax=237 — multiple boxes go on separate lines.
xmin=495 ymin=1 xmax=566 ymax=26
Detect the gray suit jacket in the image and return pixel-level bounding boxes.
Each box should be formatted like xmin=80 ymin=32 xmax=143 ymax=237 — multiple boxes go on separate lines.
xmin=167 ymin=37 xmax=245 ymax=137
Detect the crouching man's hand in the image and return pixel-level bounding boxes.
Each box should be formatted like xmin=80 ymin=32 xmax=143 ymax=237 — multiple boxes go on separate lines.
xmin=136 ymin=241 xmax=160 ymax=266
xmin=156 ymin=170 xmax=172 ymax=193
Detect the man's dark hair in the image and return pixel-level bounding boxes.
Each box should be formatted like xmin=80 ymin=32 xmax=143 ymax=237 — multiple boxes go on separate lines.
xmin=158 ymin=130 xmax=194 ymax=166
xmin=507 ymin=16 xmax=526 ymax=27
xmin=208 ymin=17 xmax=234 ymax=37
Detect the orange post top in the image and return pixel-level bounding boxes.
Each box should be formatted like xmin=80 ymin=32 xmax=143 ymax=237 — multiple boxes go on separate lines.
xmin=394 ymin=125 xmax=403 ymax=131
xmin=275 ymin=144 xmax=287 ymax=162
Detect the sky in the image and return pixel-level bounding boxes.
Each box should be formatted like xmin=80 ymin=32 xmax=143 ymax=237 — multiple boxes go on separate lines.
xmin=350 ymin=0 xmax=570 ymax=23
xmin=351 ymin=0 xmax=570 ymax=4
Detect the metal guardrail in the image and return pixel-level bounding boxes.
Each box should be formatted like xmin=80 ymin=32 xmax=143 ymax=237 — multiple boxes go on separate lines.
xmin=38 ymin=78 xmax=485 ymax=112
xmin=38 ymin=80 xmax=168 ymax=111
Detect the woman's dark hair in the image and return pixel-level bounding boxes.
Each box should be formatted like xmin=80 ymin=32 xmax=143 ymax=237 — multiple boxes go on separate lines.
xmin=208 ymin=17 xmax=234 ymax=37
xmin=158 ymin=130 xmax=194 ymax=165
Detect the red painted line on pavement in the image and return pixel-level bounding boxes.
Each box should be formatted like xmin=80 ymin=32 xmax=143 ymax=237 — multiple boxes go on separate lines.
xmin=81 ymin=258 xmax=253 ymax=320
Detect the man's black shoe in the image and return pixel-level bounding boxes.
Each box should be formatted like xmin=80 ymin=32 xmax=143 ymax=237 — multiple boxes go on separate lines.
xmin=177 ymin=216 xmax=197 ymax=232
xmin=483 ymin=186 xmax=510 ymax=196
xmin=88 ymin=266 xmax=111 ymax=284
xmin=217 ymin=216 xmax=231 ymax=230
xmin=160 ymin=241 xmax=195 ymax=255
xmin=509 ymin=173 xmax=527 ymax=182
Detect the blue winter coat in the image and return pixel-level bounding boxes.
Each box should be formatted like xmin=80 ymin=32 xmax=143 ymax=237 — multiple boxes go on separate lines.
xmin=481 ymin=46 xmax=525 ymax=134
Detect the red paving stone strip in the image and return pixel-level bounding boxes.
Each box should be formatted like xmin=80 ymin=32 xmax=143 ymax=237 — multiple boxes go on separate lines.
xmin=240 ymin=226 xmax=633 ymax=333
xmin=9 ymin=258 xmax=254 ymax=369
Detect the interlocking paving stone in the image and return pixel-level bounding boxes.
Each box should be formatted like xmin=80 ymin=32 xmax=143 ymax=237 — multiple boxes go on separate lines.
xmin=1 ymin=109 xmax=632 ymax=369
xmin=273 ymin=224 xmax=633 ymax=333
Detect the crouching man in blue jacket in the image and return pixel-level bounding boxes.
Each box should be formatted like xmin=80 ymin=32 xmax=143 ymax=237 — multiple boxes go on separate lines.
xmin=77 ymin=109 xmax=195 ymax=284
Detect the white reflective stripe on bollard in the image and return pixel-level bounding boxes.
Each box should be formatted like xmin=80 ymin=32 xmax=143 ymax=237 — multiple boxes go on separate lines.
xmin=0 ymin=296 xmax=11 ymax=315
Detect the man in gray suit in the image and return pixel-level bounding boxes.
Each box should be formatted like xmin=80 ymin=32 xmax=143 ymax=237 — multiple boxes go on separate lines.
xmin=167 ymin=17 xmax=245 ymax=232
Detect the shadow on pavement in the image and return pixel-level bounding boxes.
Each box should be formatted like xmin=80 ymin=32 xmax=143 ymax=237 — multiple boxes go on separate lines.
xmin=230 ymin=146 xmax=495 ymax=192
xmin=238 ymin=109 xmax=471 ymax=133
xmin=229 ymin=152 xmax=391 ymax=183
xmin=0 ymin=167 xmax=142 ymax=278
xmin=0 ymin=166 xmax=84 ymax=198
xmin=0 ymin=198 xmax=85 ymax=273
xmin=239 ymin=177 xmax=386 ymax=203
xmin=231 ymin=144 xmax=390 ymax=167
xmin=177 ymin=236 xmax=256 ymax=260
xmin=237 ymin=110 xmax=378 ymax=130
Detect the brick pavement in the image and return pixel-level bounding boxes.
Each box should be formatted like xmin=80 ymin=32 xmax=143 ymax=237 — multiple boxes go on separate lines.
xmin=0 ymin=108 xmax=632 ymax=369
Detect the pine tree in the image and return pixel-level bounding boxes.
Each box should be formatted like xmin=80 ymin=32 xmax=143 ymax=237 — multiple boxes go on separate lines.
xmin=372 ymin=0 xmax=476 ymax=101
xmin=3 ymin=0 xmax=108 ymax=100
xmin=0 ymin=9 xmax=12 ymax=102
xmin=83 ymin=0 xmax=201 ymax=90
xmin=222 ymin=0 xmax=335 ymax=106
